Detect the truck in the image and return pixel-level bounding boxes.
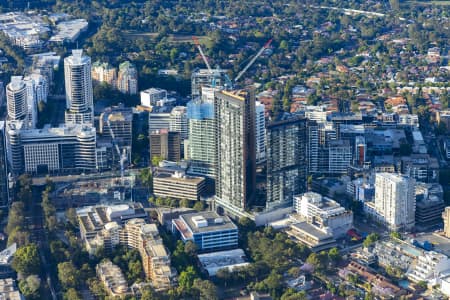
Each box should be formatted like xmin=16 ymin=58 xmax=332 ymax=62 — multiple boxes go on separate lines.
xmin=411 ymin=239 xmax=434 ymax=251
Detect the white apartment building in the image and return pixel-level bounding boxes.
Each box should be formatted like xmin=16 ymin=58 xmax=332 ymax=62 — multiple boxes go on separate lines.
xmin=294 ymin=192 xmax=353 ymax=237
xmin=6 ymin=77 xmax=27 ymax=121
xmin=407 ymin=251 xmax=450 ymax=283
xmin=374 ymin=173 xmax=416 ymax=231
xmin=64 ymin=49 xmax=94 ymax=125
xmin=140 ymin=88 xmax=167 ymax=108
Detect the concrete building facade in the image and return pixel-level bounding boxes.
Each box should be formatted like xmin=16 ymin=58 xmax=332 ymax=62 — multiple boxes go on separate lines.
xmin=214 ymin=90 xmax=256 ymax=216
xmin=374 ymin=173 xmax=416 ymax=231
xmin=64 ymin=49 xmax=94 ymax=125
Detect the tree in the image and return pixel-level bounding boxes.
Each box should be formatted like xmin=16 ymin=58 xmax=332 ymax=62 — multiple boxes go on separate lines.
xmin=417 ymin=280 xmax=427 ymax=289
xmin=151 ymin=155 xmax=164 ymax=166
xmin=12 ymin=244 xmax=41 ymax=276
xmin=184 ymin=241 xmax=198 ymax=257
xmin=18 ymin=275 xmax=40 ymax=299
xmin=65 ymin=208 xmax=78 ymax=227
xmin=306 ymin=252 xmax=328 ymax=273
xmin=281 ymin=289 xmax=307 ymax=300
xmin=193 ymin=201 xmax=205 ymax=211
xmin=178 ymin=266 xmax=197 ymax=294
xmin=328 ymin=247 xmax=341 ymax=266
xmin=180 ymin=198 xmax=191 ymax=208
xmin=139 ymin=168 xmax=153 ymax=191
xmin=363 ymin=233 xmax=380 ymax=248
xmin=193 ymin=279 xmax=218 ymax=300
xmin=58 ymin=262 xmax=80 ymax=290
xmin=7 ymin=227 xmax=30 ymax=247
xmin=6 ymin=201 xmax=26 ymax=235
xmin=63 ymin=288 xmax=82 ymax=300
xmin=390 ymin=231 xmax=401 ymax=240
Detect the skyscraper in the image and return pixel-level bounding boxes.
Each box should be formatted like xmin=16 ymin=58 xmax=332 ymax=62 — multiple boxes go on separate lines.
xmin=255 ymin=102 xmax=266 ymax=164
xmin=187 ymin=87 xmax=216 ymax=178
xmin=374 ymin=172 xmax=416 ymax=231
xmin=64 ymin=49 xmax=94 ymax=125
xmin=0 ymin=121 xmax=9 ymax=207
xmin=214 ymin=89 xmax=256 ymax=216
xmin=6 ymin=76 xmax=27 ymax=121
xmin=266 ymin=115 xmax=308 ymax=210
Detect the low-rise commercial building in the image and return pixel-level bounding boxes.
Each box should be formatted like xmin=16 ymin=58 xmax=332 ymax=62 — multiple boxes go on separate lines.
xmin=198 ymin=249 xmax=249 ymax=276
xmin=153 ymin=170 xmax=206 ymax=201
xmin=172 ymin=212 xmax=238 ymax=252
xmin=293 ymin=192 xmax=353 ymax=238
xmin=285 ymin=222 xmax=337 ymax=252
xmin=77 ymin=203 xmax=147 ymax=241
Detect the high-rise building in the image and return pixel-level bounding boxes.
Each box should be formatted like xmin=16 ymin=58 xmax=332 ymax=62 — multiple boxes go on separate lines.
xmin=99 ymin=105 xmax=133 ymax=149
xmin=214 ymin=89 xmax=256 ymax=216
xmin=0 ymin=121 xmax=9 ymax=207
xmin=117 ymin=61 xmax=138 ymax=95
xmin=170 ymin=106 xmax=188 ymax=141
xmin=6 ymin=76 xmax=27 ymax=121
xmin=307 ymin=120 xmax=319 ymax=174
xmin=266 ymin=115 xmax=307 ymax=210
xmin=91 ymin=61 xmax=117 ymax=86
xmin=255 ymin=102 xmax=266 ymax=164
xmin=187 ymin=88 xmax=216 ymax=178
xmin=64 ymin=49 xmax=94 ymax=125
xmin=148 ymin=109 xmax=171 ymax=132
xmin=374 ymin=173 xmax=415 ymax=231
xmin=150 ymin=129 xmax=181 ymax=162
xmin=5 ymin=121 xmax=24 ymax=175
xmin=24 ymin=73 xmax=48 ymax=104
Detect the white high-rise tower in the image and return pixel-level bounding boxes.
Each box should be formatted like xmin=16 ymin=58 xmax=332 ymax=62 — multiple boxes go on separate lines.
xmin=374 ymin=172 xmax=415 ymax=231
xmin=64 ymin=49 xmax=94 ymax=125
xmin=6 ymin=76 xmax=27 ymax=121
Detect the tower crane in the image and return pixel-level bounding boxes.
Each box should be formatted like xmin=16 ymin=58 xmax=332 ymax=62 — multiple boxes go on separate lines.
xmin=192 ymin=37 xmax=273 ymax=89
xmin=234 ymin=39 xmax=272 ymax=83
xmin=193 ymin=36 xmax=212 ymax=73
xmin=107 ymin=118 xmax=127 ymax=184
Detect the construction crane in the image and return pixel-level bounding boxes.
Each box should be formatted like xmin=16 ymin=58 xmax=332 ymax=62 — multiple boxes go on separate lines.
xmin=234 ymin=39 xmax=272 ymax=83
xmin=107 ymin=119 xmax=127 ymax=184
xmin=193 ymin=36 xmax=212 ymax=73
xmin=192 ymin=37 xmax=272 ymax=89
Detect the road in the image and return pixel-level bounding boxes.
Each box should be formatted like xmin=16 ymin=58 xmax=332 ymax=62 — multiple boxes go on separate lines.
xmin=28 ymin=189 xmax=59 ymax=300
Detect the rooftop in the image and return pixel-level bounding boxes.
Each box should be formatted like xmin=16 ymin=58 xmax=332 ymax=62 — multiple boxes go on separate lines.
xmin=179 ymin=211 xmax=237 ymax=234
xmin=290 ymin=222 xmax=334 ymax=241
xmin=198 ymin=248 xmax=249 ymax=276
